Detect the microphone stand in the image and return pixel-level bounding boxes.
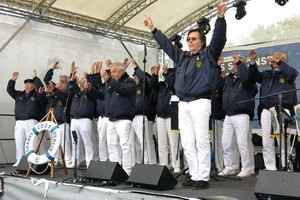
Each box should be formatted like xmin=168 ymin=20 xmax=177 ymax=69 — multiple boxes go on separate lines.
xmin=142 ymin=44 xmax=147 ymax=164
xmin=72 ymin=131 xmax=78 ymax=178
xmin=238 ymin=87 xmax=300 ymax=171
xmin=120 ymin=39 xmax=147 ymax=164
xmin=62 ymin=88 xmax=71 ymax=167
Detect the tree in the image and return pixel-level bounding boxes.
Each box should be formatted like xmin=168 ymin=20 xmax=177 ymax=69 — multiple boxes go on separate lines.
xmin=240 ymin=14 xmax=300 ymax=44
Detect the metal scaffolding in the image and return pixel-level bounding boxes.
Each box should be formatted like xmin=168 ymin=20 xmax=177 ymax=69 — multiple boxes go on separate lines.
xmin=0 ymin=0 xmax=236 ymax=50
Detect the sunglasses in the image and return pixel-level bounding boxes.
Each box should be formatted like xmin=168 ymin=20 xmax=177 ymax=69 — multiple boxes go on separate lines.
xmin=186 ymin=37 xmax=200 ymax=42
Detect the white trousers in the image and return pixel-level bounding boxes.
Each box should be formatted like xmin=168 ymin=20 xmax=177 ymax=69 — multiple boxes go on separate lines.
xmin=92 ymin=118 xmax=99 ymax=161
xmin=179 ymin=99 xmax=211 ymax=181
xmin=14 ymin=119 xmax=40 ymax=160
xmin=70 ymin=118 xmax=94 ymax=166
xmin=132 ymin=115 xmax=157 ymax=164
xmin=97 ymin=116 xmax=109 ymax=161
xmin=156 ymin=117 xmax=180 ymax=168
xmin=107 ymin=119 xmax=133 ymax=175
xmin=261 ymin=109 xmax=289 ymax=170
xmin=222 ymin=114 xmax=250 ymax=172
xmin=54 ymin=123 xmax=72 ymax=164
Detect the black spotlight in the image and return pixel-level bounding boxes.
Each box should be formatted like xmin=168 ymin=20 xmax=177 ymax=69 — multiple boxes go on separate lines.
xmin=197 ymin=17 xmax=210 ymax=35
xmin=233 ymin=0 xmax=247 ymax=20
xmin=170 ymin=34 xmax=183 ymax=49
xmin=275 ymin=0 xmax=288 ymax=6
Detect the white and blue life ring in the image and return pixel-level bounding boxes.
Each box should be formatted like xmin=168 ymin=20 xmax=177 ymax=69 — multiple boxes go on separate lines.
xmin=25 ymin=121 xmax=61 ymax=165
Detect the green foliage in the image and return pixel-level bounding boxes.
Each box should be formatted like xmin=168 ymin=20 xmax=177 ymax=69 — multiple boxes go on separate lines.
xmin=241 ymin=14 xmax=300 ymax=44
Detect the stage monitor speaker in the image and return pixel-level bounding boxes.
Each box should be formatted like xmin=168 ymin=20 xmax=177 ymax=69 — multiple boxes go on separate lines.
xmin=16 ymin=156 xmax=50 ymax=175
xmin=85 ymin=161 xmax=128 ymax=182
xmin=127 ymin=164 xmax=178 ymax=191
xmin=254 ymin=170 xmax=300 ymax=200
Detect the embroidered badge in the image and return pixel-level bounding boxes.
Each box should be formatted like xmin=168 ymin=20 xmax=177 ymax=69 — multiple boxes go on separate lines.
xmin=137 ymin=90 xmax=141 ymax=94
xmin=58 ymin=100 xmax=63 ymax=106
xmin=31 ymin=96 xmax=36 ymax=101
xmin=279 ymin=78 xmax=285 ymax=84
xmin=196 ymin=56 xmax=202 ymax=68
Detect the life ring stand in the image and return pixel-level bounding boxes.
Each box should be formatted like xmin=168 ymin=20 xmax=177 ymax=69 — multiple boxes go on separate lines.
xmin=25 ymin=121 xmax=61 ymax=165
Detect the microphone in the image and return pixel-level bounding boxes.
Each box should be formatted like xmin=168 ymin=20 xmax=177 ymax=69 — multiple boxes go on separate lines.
xmin=144 ymin=44 xmax=147 ymax=56
xmin=68 ymin=85 xmax=74 ymax=90
xmin=72 ymin=131 xmax=78 ymax=144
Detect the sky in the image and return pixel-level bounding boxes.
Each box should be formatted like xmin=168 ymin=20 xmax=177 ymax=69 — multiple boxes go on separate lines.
xmin=182 ymin=0 xmax=300 ymax=50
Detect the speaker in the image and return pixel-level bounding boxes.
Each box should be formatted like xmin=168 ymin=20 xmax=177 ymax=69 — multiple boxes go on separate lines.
xmin=16 ymin=156 xmax=50 ymax=175
xmin=85 ymin=161 xmax=128 ymax=182
xmin=255 ymin=170 xmax=300 ymax=200
xmin=127 ymin=164 xmax=178 ymax=191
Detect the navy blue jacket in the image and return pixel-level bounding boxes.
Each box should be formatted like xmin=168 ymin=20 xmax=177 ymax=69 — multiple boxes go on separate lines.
xmin=222 ymin=61 xmax=257 ymax=119
xmin=45 ymin=89 xmax=70 ymax=124
xmin=7 ymin=77 xmax=46 ymax=121
xmin=107 ymin=72 xmax=136 ymax=121
xmin=68 ymin=81 xmax=96 ymax=120
xmin=134 ymin=67 xmax=152 ymax=118
xmin=150 ymin=73 xmax=175 ymax=118
xmin=249 ymin=61 xmax=298 ymax=111
xmin=152 ymin=17 xmax=226 ymax=100
xmin=90 ymin=72 xmax=136 ymax=121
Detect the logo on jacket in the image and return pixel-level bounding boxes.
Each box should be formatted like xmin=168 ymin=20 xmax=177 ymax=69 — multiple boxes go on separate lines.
xmin=196 ymin=56 xmax=202 ymax=68
xmin=84 ymin=94 xmax=87 ymax=99
xmin=31 ymin=97 xmax=36 ymax=101
xmin=58 ymin=100 xmax=62 ymax=106
xmin=279 ymin=78 xmax=285 ymax=84
xmin=238 ymin=82 xmax=242 ymax=88
xmin=137 ymin=90 xmax=141 ymax=94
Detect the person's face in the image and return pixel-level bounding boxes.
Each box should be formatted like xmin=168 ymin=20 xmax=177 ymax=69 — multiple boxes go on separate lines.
xmin=79 ymin=77 xmax=86 ymax=91
xmin=110 ymin=66 xmax=124 ymax=80
xmin=24 ymin=83 xmax=35 ymax=92
xmin=233 ymin=64 xmax=239 ymax=74
xmin=60 ymin=76 xmax=68 ymax=85
xmin=271 ymin=52 xmax=283 ymax=69
xmin=187 ymin=31 xmax=203 ymax=53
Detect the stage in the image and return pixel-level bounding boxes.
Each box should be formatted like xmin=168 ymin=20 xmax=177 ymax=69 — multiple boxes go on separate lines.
xmin=0 ymin=163 xmax=259 ymax=200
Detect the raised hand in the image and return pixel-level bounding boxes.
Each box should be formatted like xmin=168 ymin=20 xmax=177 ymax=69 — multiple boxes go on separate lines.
xmin=38 ymin=87 xmax=45 ymax=94
xmin=71 ymin=61 xmax=78 ymax=73
xmin=217 ymin=0 xmax=227 ymax=18
xmin=144 ymin=15 xmax=155 ymax=31
xmin=249 ymin=50 xmax=257 ymax=62
xmin=11 ymin=72 xmax=19 ymax=81
xmin=52 ymin=61 xmax=60 ymax=70
xmin=31 ymin=69 xmax=37 ymax=79
xmin=105 ymin=59 xmax=112 ymax=69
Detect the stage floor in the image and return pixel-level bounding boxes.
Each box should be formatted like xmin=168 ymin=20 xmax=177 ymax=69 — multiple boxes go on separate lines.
xmin=0 ymin=163 xmax=258 ymax=200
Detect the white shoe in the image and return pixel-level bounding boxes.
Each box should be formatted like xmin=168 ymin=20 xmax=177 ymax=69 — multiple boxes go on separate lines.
xmin=250 ymin=169 xmax=255 ymax=175
xmin=237 ymin=170 xmax=251 ymax=178
xmin=66 ymin=163 xmax=75 ymax=168
xmin=173 ymin=167 xmax=180 ymax=174
xmin=218 ymin=168 xmax=236 ymax=176
xmin=13 ymin=160 xmax=20 ymax=167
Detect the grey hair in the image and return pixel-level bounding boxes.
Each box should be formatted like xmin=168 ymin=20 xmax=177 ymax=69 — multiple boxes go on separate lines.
xmin=109 ymin=62 xmax=126 ymax=72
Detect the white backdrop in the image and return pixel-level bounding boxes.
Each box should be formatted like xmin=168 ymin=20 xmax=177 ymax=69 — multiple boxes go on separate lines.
xmin=0 ymin=15 xmax=159 ymax=163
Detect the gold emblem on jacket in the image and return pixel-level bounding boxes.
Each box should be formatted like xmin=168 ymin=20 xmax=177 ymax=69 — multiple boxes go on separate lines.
xmin=279 ymin=78 xmax=285 ymax=84
xmin=196 ymin=56 xmax=202 ymax=68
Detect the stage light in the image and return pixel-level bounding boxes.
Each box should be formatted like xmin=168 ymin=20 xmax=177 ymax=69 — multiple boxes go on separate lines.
xmin=233 ymin=0 xmax=247 ymax=20
xmin=170 ymin=34 xmax=183 ymax=49
xmin=275 ymin=0 xmax=288 ymax=6
xmin=197 ymin=17 xmax=211 ymax=35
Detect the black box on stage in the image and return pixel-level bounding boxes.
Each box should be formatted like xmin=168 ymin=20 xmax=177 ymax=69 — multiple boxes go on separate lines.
xmin=85 ymin=161 xmax=128 ymax=182
xmin=254 ymin=170 xmax=300 ymax=200
xmin=127 ymin=164 xmax=178 ymax=191
xmin=16 ymin=156 xmax=50 ymax=175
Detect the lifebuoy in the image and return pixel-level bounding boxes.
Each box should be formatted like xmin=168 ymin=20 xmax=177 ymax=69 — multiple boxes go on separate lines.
xmin=25 ymin=121 xmax=61 ymax=165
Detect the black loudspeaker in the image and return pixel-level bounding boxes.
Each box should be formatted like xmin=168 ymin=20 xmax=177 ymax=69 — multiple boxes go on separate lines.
xmin=255 ymin=170 xmax=300 ymax=200
xmin=85 ymin=161 xmax=128 ymax=182
xmin=127 ymin=164 xmax=178 ymax=191
xmin=16 ymin=156 xmax=50 ymax=175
